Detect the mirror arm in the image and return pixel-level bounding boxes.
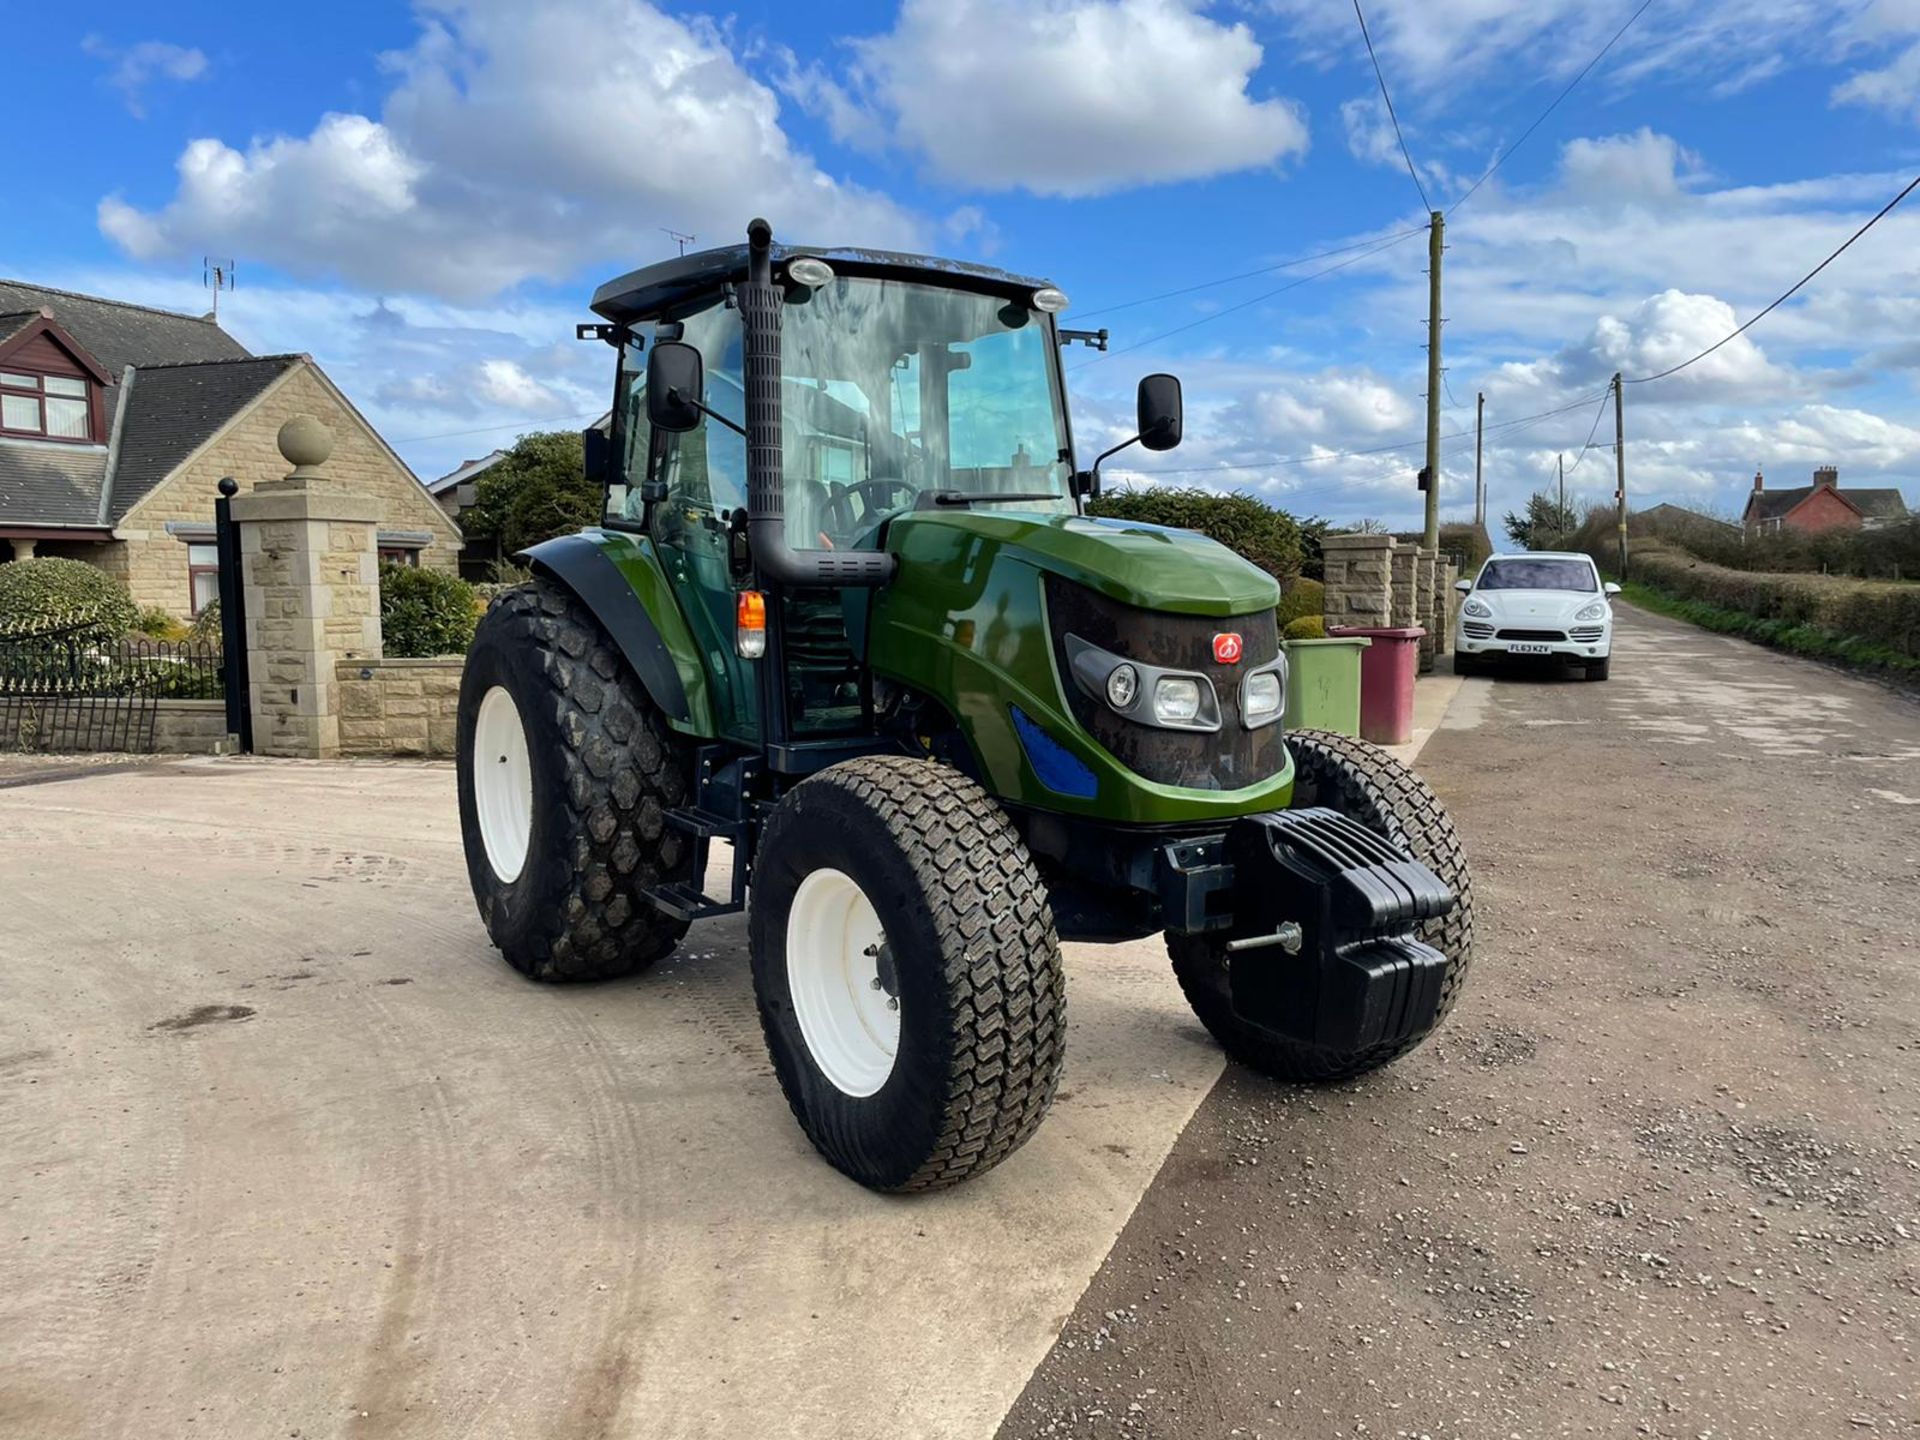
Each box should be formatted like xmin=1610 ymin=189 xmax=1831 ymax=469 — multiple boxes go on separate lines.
xmin=1089 ymin=432 xmax=1141 ymax=486
xmin=676 ymin=389 xmax=748 ymax=438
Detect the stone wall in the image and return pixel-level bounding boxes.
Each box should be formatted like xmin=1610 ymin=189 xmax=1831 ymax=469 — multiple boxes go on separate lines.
xmin=111 ymin=362 xmax=462 ymax=617
xmin=1416 ymin=549 xmax=1439 ymax=672
xmin=337 ymin=658 xmax=464 ymax=757
xmin=0 ymin=698 xmax=231 ymax=754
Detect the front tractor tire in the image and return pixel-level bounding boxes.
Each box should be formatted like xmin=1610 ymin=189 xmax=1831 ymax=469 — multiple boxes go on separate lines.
xmin=748 ymin=757 xmax=1067 ymax=1192
xmin=1171 ymin=727 xmax=1474 ymax=1083
xmin=457 ymin=580 xmax=695 ymax=982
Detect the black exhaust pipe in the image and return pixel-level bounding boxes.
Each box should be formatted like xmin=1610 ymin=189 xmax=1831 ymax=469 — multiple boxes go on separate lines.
xmin=741 ymin=218 xmax=896 ymax=588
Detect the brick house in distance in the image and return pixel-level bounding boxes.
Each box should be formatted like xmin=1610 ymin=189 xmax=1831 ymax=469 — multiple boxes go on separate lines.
xmin=0 ymin=281 xmax=460 ymax=617
xmin=1742 ymin=465 xmax=1910 ymax=536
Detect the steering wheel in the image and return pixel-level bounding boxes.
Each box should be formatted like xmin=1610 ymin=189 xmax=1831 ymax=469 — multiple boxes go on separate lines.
xmin=821 ymin=477 xmax=919 ymax=544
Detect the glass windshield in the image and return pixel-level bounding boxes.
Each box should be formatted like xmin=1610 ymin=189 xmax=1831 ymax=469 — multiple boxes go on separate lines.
xmin=780 ymin=277 xmax=1073 ymax=548
xmin=1478 ymin=558 xmax=1598 ymax=592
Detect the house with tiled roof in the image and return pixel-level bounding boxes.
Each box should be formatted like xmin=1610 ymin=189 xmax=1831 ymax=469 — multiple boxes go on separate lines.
xmin=1741 ymin=465 xmax=1910 ymax=537
xmin=0 ymin=281 xmax=460 ymax=616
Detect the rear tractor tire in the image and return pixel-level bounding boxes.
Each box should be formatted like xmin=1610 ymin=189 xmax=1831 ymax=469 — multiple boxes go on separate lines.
xmin=457 ymin=580 xmax=695 ymax=982
xmin=1170 ymin=727 xmax=1473 ymax=1083
xmin=748 ymin=757 xmax=1066 ymax=1192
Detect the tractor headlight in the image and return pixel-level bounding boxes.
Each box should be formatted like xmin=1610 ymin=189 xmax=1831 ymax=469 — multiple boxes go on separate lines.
xmin=1463 ymin=597 xmax=1493 ymax=618
xmin=1153 ymin=677 xmax=1202 ymax=726
xmin=1574 ymin=600 xmax=1607 ymax=622
xmin=1105 ymin=663 xmax=1139 ymax=710
xmin=1242 ymin=667 xmax=1283 ymax=728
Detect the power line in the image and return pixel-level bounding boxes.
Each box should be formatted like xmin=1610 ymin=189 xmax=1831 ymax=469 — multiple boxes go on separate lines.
xmin=1562 ymin=384 xmax=1616 ymax=473
xmin=1354 ymin=0 xmax=1431 ymax=211
xmin=1072 ymin=228 xmax=1428 ymax=321
xmin=1118 ymin=391 xmax=1610 ymax=479
xmin=1449 ymin=0 xmax=1656 ymax=216
xmin=393 ymin=410 xmax=603 ymax=444
xmin=1623 ymin=170 xmax=1920 ymax=385
xmin=1072 ymin=229 xmax=1423 ymax=370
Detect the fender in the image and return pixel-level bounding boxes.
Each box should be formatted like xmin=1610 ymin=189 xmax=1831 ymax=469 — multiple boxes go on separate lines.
xmin=516 ymin=531 xmax=713 ymax=735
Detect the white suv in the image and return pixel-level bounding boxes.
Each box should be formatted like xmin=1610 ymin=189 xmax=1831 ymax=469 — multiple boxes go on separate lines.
xmin=1453 ymin=551 xmax=1619 ymax=681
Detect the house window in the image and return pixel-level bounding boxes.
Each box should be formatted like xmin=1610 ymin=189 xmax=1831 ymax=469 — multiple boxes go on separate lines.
xmin=378 ymin=546 xmax=421 ymax=568
xmin=187 ymin=543 xmax=221 ymax=616
xmin=0 ymin=372 xmax=91 ymax=440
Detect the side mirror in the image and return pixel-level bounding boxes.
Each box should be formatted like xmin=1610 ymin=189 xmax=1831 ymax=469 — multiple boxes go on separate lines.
xmin=1137 ymin=373 xmax=1182 ymax=452
xmin=1603 ymin=581 xmax=1622 ymax=595
xmin=1454 ymin=579 xmax=1472 ymax=594
xmin=647 ymin=341 xmax=705 ymax=433
xmin=582 ymin=424 xmax=610 ymax=485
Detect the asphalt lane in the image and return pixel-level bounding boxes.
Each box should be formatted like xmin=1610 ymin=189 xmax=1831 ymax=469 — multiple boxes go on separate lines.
xmin=999 ymin=606 xmax=1920 ymax=1439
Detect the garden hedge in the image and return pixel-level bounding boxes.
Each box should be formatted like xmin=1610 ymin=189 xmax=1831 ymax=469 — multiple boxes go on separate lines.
xmin=379 ymin=564 xmax=479 ymax=657
xmin=0 ymin=557 xmax=137 ymax=642
xmin=1626 ymin=544 xmax=1919 ymax=659
xmin=1090 ymin=486 xmax=1303 ymax=584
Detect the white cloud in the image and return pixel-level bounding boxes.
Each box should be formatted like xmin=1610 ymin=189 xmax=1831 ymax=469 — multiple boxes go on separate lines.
xmin=1557 ymin=129 xmax=1698 ymax=203
xmin=473 ymin=359 xmax=567 ymax=412
xmin=82 ymin=36 xmax=210 ymax=118
xmin=1340 ymin=95 xmax=1404 ymax=170
xmin=1833 ymin=41 xmax=1920 ymax=119
xmin=98 ymin=0 xmax=920 ymax=301
xmin=795 ymin=0 xmax=1309 ymax=198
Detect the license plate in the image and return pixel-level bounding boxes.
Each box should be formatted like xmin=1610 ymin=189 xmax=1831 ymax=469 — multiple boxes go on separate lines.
xmin=1508 ymin=642 xmax=1554 ymax=655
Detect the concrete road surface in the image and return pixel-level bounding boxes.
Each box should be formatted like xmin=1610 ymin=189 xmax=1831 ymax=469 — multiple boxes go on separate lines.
xmin=3 ymin=603 xmax=1914 ymax=1439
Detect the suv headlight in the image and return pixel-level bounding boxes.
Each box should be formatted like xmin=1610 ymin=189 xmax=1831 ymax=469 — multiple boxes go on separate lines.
xmin=1463 ymin=597 xmax=1493 ymax=618
xmin=1241 ymin=664 xmax=1284 ymax=728
xmin=1574 ymin=600 xmax=1607 ymax=622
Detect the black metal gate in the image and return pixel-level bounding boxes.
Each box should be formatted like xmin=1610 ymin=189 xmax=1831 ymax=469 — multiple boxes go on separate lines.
xmin=0 ymin=631 xmax=223 ymax=754
xmin=215 ymin=476 xmax=253 ymax=752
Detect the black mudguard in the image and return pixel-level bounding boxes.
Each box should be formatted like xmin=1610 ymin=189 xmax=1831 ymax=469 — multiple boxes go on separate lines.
xmin=516 ymin=534 xmax=691 ymax=723
xmin=1224 ymin=807 xmax=1457 ymax=1053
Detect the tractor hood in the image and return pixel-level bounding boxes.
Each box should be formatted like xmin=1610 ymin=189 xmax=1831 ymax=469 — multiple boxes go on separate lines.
xmin=885 ymin=510 xmax=1280 ymax=618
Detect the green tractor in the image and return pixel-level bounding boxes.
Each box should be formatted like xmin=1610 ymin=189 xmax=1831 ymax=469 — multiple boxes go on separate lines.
xmin=456 ymin=220 xmax=1472 ymax=1192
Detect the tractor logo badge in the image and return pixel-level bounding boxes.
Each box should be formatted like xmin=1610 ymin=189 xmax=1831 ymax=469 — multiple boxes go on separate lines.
xmin=1213 ymin=632 xmax=1243 ymax=664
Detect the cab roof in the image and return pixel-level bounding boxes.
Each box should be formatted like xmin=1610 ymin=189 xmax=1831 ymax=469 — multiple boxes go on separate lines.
xmin=590 ymin=243 xmax=1053 ymax=325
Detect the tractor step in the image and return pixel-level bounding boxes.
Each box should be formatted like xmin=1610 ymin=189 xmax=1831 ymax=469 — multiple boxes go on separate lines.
xmin=642 ymin=879 xmax=743 ymax=923
xmin=665 ymin=806 xmax=749 ymax=842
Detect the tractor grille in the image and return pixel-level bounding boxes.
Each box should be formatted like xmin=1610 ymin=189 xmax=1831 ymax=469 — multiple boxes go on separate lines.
xmin=1461 ymin=620 xmax=1494 ymax=639
xmin=1496 ymin=628 xmax=1566 ymax=642
xmin=1043 ymin=574 xmax=1283 ymax=790
xmin=1570 ymin=625 xmax=1605 ymax=642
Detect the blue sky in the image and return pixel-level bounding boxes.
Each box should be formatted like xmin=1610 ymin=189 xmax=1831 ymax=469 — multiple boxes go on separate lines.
xmin=10 ymin=0 xmax=1920 ymax=530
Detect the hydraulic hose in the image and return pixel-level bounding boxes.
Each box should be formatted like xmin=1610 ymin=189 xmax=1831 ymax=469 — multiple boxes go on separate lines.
xmin=740 ymin=217 xmax=896 ymax=588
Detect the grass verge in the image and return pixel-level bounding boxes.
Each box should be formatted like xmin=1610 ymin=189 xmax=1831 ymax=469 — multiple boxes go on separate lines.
xmin=1616 ymin=578 xmax=1920 ymax=679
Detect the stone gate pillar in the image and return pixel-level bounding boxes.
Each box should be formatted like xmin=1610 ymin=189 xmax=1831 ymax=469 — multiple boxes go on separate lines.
xmin=227 ymin=417 xmax=383 ymax=758
xmin=1321 ymin=534 xmax=1395 ymax=629
xmin=1390 ymin=542 xmax=1417 ymax=628
xmin=1416 ymin=548 xmax=1440 ymax=673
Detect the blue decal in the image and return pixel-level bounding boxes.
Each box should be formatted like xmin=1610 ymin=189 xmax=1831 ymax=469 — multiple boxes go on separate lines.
xmin=1010 ymin=705 xmax=1098 ymax=800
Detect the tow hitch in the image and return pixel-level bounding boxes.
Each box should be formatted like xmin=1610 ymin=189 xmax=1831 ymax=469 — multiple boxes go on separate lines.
xmin=1224 ymin=807 xmax=1457 ymax=1054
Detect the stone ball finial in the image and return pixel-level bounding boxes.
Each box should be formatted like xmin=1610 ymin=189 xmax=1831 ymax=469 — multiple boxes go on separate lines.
xmin=278 ymin=414 xmax=334 ymax=475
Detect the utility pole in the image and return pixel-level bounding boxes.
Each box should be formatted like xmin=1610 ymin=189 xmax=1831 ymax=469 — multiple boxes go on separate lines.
xmin=1613 ymin=372 xmax=1628 ymax=578
xmin=1474 ymin=390 xmax=1485 ymax=528
xmin=1423 ymin=210 xmax=1444 ymax=549
xmin=1557 ymin=453 xmax=1566 ymax=544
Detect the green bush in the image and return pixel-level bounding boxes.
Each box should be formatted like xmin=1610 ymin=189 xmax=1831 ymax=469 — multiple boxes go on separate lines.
xmin=1282 ymin=615 xmax=1327 ymax=641
xmin=0 ymin=557 xmax=137 ymax=642
xmin=1276 ymin=577 xmax=1323 ymax=630
xmin=188 ymin=600 xmax=223 ymax=646
xmin=379 ymin=564 xmax=479 ymax=657
xmin=1090 ymin=487 xmax=1303 ymax=584
xmin=133 ymin=604 xmax=190 ymax=641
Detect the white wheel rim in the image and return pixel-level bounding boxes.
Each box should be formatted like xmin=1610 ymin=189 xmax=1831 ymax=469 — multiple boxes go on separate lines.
xmin=786 ymin=868 xmax=900 ymax=1098
xmin=473 ymin=685 xmax=533 ymax=884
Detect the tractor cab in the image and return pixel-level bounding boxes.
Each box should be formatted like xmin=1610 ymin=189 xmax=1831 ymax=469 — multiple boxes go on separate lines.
xmin=586 ymin=232 xmax=1093 ymax=747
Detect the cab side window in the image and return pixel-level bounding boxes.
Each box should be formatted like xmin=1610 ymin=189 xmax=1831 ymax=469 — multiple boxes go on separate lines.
xmin=650 ymin=312 xmax=748 ymax=550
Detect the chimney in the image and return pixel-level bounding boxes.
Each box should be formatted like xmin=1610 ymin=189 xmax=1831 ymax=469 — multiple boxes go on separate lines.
xmin=1752 ymin=468 xmax=1764 ymax=493
xmin=1814 ymin=465 xmax=1838 ymax=489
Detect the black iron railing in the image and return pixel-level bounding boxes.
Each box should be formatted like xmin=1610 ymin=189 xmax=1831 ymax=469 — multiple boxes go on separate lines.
xmin=0 ymin=633 xmax=224 ymax=753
